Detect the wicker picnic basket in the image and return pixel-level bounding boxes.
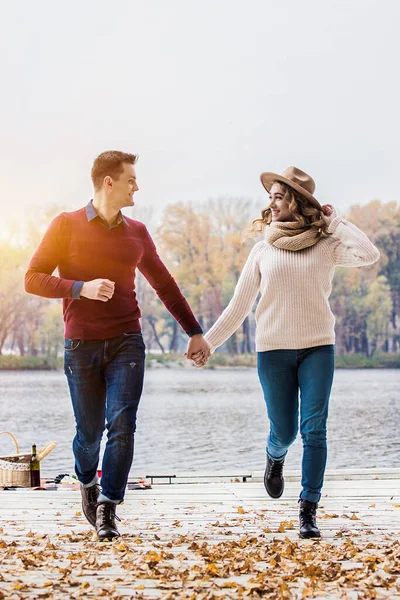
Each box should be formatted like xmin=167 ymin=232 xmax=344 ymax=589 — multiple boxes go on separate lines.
xmin=0 ymin=431 xmax=56 ymax=487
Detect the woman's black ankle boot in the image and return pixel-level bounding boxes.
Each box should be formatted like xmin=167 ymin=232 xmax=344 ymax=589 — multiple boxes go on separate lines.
xmin=299 ymin=499 xmax=321 ymax=538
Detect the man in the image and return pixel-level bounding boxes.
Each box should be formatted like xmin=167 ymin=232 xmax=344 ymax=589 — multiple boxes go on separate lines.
xmin=25 ymin=150 xmax=210 ymax=540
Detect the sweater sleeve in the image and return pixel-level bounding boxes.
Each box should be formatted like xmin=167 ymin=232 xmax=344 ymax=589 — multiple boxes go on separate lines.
xmin=137 ymin=225 xmax=202 ymax=337
xmin=204 ymin=243 xmax=262 ymax=353
xmin=24 ymin=214 xmax=77 ymax=298
xmin=326 ymin=217 xmax=380 ymax=267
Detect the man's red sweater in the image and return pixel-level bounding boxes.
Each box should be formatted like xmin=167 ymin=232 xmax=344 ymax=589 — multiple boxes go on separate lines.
xmin=25 ymin=202 xmax=202 ymax=340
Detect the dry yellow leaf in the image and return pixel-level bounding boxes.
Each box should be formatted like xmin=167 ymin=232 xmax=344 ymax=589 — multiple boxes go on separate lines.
xmin=114 ymin=541 xmax=128 ymax=551
xmin=145 ymin=551 xmax=162 ymax=561
xmin=221 ymin=581 xmax=238 ymax=588
xmin=206 ymin=563 xmax=219 ymax=576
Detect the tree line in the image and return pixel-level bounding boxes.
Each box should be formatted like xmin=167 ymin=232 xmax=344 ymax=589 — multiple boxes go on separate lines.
xmin=1 ymin=198 xmax=399 ymax=359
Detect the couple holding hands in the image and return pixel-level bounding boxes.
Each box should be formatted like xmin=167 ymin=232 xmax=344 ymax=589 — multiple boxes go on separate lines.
xmin=25 ymin=150 xmax=379 ymax=540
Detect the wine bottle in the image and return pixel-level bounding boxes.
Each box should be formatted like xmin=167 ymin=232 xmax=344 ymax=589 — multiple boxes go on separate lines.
xmin=30 ymin=444 xmax=41 ymax=487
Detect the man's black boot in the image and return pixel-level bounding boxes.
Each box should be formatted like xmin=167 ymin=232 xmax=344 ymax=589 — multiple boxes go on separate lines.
xmin=264 ymin=454 xmax=285 ymax=499
xmin=80 ymin=483 xmax=100 ymax=528
xmin=96 ymin=502 xmax=121 ymax=541
xmin=299 ymin=499 xmax=321 ymax=538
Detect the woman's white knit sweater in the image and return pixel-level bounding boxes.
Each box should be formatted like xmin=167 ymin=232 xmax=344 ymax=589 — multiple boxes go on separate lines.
xmin=204 ymin=216 xmax=380 ymax=353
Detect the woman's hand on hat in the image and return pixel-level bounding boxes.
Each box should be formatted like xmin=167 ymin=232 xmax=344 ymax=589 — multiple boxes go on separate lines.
xmin=321 ymin=204 xmax=334 ymax=216
xmin=321 ymin=204 xmax=337 ymax=225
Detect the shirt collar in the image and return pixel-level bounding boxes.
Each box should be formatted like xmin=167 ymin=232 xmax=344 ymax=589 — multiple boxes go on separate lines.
xmin=85 ymin=200 xmax=128 ymax=228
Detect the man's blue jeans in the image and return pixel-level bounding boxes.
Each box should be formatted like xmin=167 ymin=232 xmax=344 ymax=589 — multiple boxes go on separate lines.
xmin=64 ymin=332 xmax=145 ymax=503
xmin=257 ymin=345 xmax=335 ymax=503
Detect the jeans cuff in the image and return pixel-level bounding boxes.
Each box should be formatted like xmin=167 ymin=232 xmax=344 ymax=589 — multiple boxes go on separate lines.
xmin=300 ymin=491 xmax=321 ymax=503
xmin=80 ymin=474 xmax=99 ymax=488
xmin=98 ymin=493 xmax=120 ymax=505
xmin=266 ymin=449 xmax=286 ymax=462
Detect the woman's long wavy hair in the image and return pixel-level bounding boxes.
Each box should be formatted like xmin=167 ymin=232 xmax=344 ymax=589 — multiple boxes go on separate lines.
xmin=245 ymin=182 xmax=330 ymax=238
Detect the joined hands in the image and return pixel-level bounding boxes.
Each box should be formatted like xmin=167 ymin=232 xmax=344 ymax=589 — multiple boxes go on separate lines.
xmin=185 ymin=334 xmax=211 ymax=368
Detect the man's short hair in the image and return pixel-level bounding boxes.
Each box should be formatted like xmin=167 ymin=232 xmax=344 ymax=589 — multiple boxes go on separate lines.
xmin=91 ymin=151 xmax=138 ymax=190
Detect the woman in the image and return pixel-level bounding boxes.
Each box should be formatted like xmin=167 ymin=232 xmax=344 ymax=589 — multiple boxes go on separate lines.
xmin=193 ymin=166 xmax=380 ymax=538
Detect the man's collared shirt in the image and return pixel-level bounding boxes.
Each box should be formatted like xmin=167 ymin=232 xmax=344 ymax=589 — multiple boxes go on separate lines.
xmin=85 ymin=200 xmax=128 ymax=229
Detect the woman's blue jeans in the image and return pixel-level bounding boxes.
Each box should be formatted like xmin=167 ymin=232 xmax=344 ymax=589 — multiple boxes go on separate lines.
xmin=257 ymin=345 xmax=335 ymax=503
xmin=64 ymin=332 xmax=145 ymax=503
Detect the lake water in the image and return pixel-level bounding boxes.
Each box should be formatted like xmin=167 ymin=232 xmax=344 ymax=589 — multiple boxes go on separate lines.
xmin=0 ymin=368 xmax=399 ymax=476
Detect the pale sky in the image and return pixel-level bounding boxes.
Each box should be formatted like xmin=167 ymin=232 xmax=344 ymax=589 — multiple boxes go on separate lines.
xmin=1 ymin=0 xmax=399 ymax=227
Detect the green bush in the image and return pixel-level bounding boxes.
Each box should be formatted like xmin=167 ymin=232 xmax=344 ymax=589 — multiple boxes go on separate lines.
xmin=207 ymin=353 xmax=256 ymax=368
xmin=145 ymin=352 xmax=186 ymax=367
xmin=335 ymin=352 xmax=400 ymax=368
xmin=0 ymin=355 xmax=61 ymax=370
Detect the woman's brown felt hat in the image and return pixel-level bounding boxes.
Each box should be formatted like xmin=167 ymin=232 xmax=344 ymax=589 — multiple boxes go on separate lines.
xmin=260 ymin=166 xmax=321 ymax=209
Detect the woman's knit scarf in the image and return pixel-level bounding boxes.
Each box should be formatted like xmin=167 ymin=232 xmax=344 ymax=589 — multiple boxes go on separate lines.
xmin=264 ymin=221 xmax=322 ymax=251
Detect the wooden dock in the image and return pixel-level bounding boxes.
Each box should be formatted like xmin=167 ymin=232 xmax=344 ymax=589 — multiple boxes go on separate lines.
xmin=1 ymin=469 xmax=400 ymax=599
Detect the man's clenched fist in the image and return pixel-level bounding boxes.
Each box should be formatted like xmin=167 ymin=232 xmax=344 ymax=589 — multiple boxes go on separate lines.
xmin=80 ymin=279 xmax=115 ymax=302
